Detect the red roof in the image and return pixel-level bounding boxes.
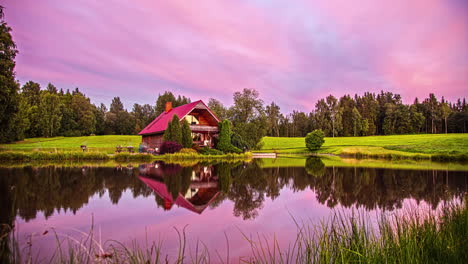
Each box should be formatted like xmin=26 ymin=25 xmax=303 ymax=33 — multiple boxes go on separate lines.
xmin=139 ymin=176 xmax=220 ymax=214
xmin=139 ymin=100 xmax=219 ymax=135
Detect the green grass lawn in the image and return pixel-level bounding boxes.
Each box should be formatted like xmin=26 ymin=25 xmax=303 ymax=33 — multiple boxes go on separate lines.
xmin=260 ymin=134 xmax=468 ymax=157
xmin=0 ymin=135 xmax=142 ymax=153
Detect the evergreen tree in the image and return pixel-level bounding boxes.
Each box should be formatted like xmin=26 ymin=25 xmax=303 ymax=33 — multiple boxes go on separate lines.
xmin=217 ymin=120 xmax=232 ymax=152
xmin=155 ymin=91 xmax=191 ymax=116
xmin=181 ymin=119 xmax=193 ymax=148
xmin=164 ymin=115 xmax=182 ymax=144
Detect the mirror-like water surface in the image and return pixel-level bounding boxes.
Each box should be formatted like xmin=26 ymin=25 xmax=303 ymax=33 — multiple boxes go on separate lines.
xmin=1 ymin=158 xmax=467 ymax=260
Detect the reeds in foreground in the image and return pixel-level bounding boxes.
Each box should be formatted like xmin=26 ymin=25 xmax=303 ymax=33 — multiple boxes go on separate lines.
xmin=2 ymin=198 xmax=467 ymax=263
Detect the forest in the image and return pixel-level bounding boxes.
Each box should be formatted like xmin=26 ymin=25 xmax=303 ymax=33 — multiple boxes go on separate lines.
xmin=1 ymin=6 xmax=467 ymax=148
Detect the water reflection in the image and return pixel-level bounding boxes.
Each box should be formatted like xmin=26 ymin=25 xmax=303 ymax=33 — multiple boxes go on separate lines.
xmin=139 ymin=163 xmax=219 ymax=214
xmin=0 ymin=159 xmax=466 ymax=226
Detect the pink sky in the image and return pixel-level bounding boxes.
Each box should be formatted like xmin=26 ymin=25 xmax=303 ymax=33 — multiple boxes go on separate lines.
xmin=3 ymin=0 xmax=468 ymax=112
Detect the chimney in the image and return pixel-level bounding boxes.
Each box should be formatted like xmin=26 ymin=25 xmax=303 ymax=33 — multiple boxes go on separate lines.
xmin=165 ymin=101 xmax=172 ymax=112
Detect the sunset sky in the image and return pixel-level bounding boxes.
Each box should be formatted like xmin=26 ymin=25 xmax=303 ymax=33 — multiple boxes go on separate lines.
xmin=4 ymin=0 xmax=468 ymax=112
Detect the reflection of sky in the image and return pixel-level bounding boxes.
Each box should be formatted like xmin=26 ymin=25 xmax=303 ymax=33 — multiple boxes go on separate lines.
xmin=4 ymin=0 xmax=468 ymax=112
xmin=16 ymin=186 xmax=441 ymax=261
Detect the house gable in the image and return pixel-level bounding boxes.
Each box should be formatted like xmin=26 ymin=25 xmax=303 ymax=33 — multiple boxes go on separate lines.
xmin=138 ymin=100 xmax=220 ymax=136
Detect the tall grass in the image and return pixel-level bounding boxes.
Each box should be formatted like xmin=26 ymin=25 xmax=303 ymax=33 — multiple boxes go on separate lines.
xmin=2 ymin=198 xmax=466 ymax=263
xmin=159 ymin=152 xmax=253 ymax=162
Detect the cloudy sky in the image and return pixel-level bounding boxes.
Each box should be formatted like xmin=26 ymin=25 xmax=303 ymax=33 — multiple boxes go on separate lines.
xmin=4 ymin=0 xmax=468 ymax=112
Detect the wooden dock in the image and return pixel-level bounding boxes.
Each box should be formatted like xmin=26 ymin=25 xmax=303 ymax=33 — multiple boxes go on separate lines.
xmin=252 ymin=153 xmax=277 ymax=158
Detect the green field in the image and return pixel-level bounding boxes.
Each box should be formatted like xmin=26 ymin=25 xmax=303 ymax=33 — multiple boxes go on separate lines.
xmin=1 ymin=134 xmax=468 ymax=161
xmin=260 ymin=134 xmax=468 ymax=158
xmin=0 ymin=135 xmax=141 ymax=153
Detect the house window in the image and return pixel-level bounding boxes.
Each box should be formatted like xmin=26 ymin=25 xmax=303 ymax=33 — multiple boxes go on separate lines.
xmin=185 ymin=115 xmax=199 ymax=125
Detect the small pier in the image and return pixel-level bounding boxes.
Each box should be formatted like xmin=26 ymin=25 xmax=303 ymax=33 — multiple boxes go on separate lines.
xmin=252 ymin=152 xmax=277 ymax=158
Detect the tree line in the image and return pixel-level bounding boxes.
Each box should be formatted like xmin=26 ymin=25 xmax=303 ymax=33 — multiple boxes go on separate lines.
xmin=1 ymin=6 xmax=467 ymax=147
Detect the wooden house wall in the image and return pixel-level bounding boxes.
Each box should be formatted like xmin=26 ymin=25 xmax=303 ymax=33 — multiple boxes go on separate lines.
xmin=142 ymin=134 xmax=164 ymax=149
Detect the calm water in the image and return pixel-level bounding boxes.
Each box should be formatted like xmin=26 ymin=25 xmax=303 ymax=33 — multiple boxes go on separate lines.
xmin=1 ymin=158 xmax=467 ymax=261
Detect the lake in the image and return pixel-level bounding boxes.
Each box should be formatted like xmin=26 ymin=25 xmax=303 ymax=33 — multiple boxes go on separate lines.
xmin=1 ymin=157 xmax=467 ymax=262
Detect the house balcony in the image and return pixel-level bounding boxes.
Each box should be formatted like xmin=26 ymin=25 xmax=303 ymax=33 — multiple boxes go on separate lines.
xmin=189 ymin=125 xmax=219 ymax=133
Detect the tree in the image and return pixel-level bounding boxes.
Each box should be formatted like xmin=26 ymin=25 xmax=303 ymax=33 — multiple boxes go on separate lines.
xmin=132 ymin=103 xmax=156 ymax=134
xmin=217 ymin=120 xmax=233 ymax=152
xmin=228 ymin=88 xmax=267 ymax=149
xmin=315 ymin=96 xmax=343 ymax=137
xmin=351 ymin=107 xmax=362 ymax=136
xmin=38 ymin=91 xmax=62 ymax=137
xmin=180 ymin=119 xmax=193 ymax=148
xmin=155 ymin=91 xmax=190 ymax=116
xmin=339 ymin=95 xmax=356 ymax=136
xmin=305 ymin=129 xmax=325 ymax=151
xmin=440 ymin=100 xmax=452 ymax=134
xmin=0 ymin=6 xmax=21 ymax=143
xmin=71 ymin=93 xmax=96 ymax=135
xmin=94 ymin=103 xmax=106 ymax=135
xmin=208 ymin=98 xmax=228 ymax=121
xmin=108 ymin=97 xmax=134 ymax=135
xmin=164 ymin=115 xmax=182 ymax=144
xmin=265 ymin=102 xmax=281 ymax=137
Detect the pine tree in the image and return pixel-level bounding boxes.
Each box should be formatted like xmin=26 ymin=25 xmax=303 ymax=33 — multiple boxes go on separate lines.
xmin=164 ymin=115 xmax=182 ymax=144
xmin=181 ymin=119 xmax=193 ymax=148
xmin=217 ymin=120 xmax=231 ymax=152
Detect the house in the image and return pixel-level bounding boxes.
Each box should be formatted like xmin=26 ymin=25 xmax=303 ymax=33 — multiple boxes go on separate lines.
xmin=138 ymin=163 xmax=220 ymax=214
xmin=139 ymin=100 xmax=220 ymax=150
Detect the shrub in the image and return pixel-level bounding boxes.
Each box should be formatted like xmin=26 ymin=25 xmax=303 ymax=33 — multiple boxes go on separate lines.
xmin=305 ymin=129 xmax=325 ymax=151
xmin=199 ymin=147 xmax=224 ymax=155
xmin=231 ymin=132 xmax=250 ymax=150
xmin=191 ymin=143 xmax=201 ymax=152
xmin=180 ymin=148 xmax=197 ymax=154
xmin=160 ymin=141 xmax=182 ymax=154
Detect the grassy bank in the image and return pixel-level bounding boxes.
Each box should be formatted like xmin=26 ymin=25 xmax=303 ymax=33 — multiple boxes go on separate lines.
xmin=0 ymin=151 xmax=252 ymax=163
xmin=260 ymin=134 xmax=468 ymax=161
xmin=157 ymin=151 xmax=253 ymax=162
xmin=0 ymin=135 xmax=141 ymax=153
xmin=3 ymin=198 xmax=466 ymax=263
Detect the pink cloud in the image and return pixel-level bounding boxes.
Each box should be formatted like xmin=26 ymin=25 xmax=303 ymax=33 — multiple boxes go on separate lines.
xmin=3 ymin=0 xmax=467 ymax=112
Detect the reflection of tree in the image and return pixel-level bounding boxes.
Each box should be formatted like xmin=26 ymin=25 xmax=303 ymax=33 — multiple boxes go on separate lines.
xmin=228 ymin=162 xmax=268 ymax=220
xmin=305 ymin=157 xmax=325 ymax=177
xmin=163 ymin=166 xmax=192 ymax=200
xmin=291 ymin=166 xmax=467 ymax=211
xmin=0 ymin=161 xmax=466 ymax=229
xmin=0 ymin=166 xmax=152 ymax=222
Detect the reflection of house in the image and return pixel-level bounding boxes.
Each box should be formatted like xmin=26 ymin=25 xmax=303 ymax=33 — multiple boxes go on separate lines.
xmin=139 ymin=100 xmax=220 ymax=150
xmin=139 ymin=163 xmax=219 ymax=214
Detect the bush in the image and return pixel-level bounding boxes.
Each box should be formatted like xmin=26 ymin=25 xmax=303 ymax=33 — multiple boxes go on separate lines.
xmin=180 ymin=148 xmax=197 ymax=154
xmin=191 ymin=143 xmax=201 ymax=152
xmin=231 ymin=132 xmax=250 ymax=150
xmin=305 ymin=129 xmax=325 ymax=151
xmin=199 ymin=147 xmax=224 ymax=155
xmin=160 ymin=141 xmax=183 ymax=154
